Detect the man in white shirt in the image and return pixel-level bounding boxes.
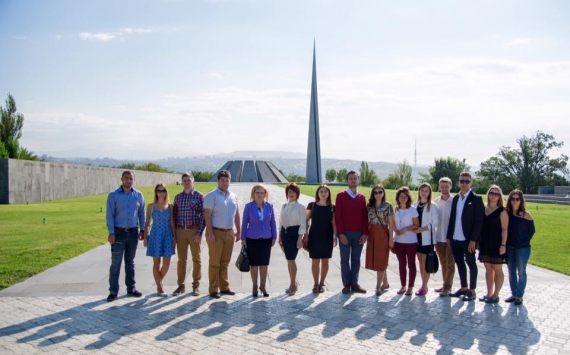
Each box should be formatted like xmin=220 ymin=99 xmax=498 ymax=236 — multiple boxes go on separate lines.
xmin=446 ymin=172 xmax=484 ymax=302
xmin=433 ymin=177 xmax=455 ymax=297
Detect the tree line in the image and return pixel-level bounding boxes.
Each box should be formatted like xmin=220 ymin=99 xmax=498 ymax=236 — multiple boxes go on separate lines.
xmin=322 ymin=131 xmax=568 ymax=194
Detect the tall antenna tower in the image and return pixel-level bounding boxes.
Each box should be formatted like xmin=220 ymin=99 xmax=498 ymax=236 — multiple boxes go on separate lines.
xmin=414 ymin=136 xmax=417 ymax=168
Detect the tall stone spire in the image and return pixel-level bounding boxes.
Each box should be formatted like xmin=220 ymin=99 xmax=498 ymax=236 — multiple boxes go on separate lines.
xmin=305 ymin=41 xmax=322 ymax=184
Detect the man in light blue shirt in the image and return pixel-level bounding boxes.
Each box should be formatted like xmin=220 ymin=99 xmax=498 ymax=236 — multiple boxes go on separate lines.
xmin=105 ymin=171 xmax=146 ymax=302
xmin=204 ymin=170 xmax=241 ymax=299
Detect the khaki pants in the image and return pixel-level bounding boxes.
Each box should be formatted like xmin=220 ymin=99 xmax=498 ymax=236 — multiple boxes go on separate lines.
xmin=208 ymin=229 xmax=235 ymax=293
xmin=176 ymin=227 xmax=202 ymax=288
xmin=435 ymin=242 xmax=455 ymax=291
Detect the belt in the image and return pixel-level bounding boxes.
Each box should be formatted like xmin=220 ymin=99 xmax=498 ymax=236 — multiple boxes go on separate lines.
xmin=213 ymin=227 xmax=232 ymax=232
xmin=115 ymin=227 xmax=138 ymax=232
xmin=176 ymin=225 xmax=196 ymax=229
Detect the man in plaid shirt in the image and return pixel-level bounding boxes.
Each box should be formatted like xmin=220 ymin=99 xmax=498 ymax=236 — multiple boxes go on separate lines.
xmin=172 ymin=172 xmax=206 ymax=296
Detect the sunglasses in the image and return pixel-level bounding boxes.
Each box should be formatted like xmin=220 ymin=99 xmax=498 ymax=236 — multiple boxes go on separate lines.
xmin=510 ymin=197 xmax=521 ymax=202
xmin=459 ymin=180 xmax=471 ymax=184
xmin=373 ymin=190 xmax=384 ymax=195
xmin=156 ymin=189 xmax=167 ymax=193
xmin=488 ymin=192 xmax=500 ymax=197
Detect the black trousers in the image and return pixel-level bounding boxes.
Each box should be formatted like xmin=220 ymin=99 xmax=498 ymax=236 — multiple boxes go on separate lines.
xmin=451 ymin=239 xmax=478 ymax=289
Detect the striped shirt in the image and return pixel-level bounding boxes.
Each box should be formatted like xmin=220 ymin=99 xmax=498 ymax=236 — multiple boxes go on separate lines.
xmin=173 ymin=189 xmax=206 ymax=235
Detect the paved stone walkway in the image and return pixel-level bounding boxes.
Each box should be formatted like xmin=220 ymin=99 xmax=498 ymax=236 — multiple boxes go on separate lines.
xmin=1 ymin=183 xmax=569 ymax=354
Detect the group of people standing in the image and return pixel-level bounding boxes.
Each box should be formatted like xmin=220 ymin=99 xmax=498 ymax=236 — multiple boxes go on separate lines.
xmin=105 ymin=169 xmax=535 ymax=307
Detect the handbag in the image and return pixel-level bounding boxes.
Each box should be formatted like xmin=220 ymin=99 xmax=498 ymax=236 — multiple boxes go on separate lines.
xmin=425 ymin=226 xmax=439 ymax=274
xmin=235 ymin=246 xmax=250 ymax=272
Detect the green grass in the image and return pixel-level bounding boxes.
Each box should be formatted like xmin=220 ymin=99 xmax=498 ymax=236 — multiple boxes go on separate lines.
xmin=1 ymin=182 xmax=568 ymax=289
xmin=278 ymin=183 xmax=570 ymax=276
xmin=0 ymin=183 xmax=218 ymax=290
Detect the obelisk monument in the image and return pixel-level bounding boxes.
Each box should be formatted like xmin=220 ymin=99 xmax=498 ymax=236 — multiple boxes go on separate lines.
xmin=305 ymin=41 xmax=322 ymax=184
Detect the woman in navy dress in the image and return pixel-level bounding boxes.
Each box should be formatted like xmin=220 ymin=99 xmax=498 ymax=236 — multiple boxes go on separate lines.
xmin=241 ymin=184 xmax=277 ymax=297
xmin=144 ymin=183 xmax=176 ymax=297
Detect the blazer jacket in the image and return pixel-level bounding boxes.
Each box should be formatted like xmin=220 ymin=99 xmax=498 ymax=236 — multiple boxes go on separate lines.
xmin=241 ymin=201 xmax=277 ymax=240
xmin=446 ymin=190 xmax=484 ymax=243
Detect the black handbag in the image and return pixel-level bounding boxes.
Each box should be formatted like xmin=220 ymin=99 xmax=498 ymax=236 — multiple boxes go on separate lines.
xmin=235 ymin=246 xmax=250 ymax=272
xmin=425 ymin=227 xmax=439 ymax=274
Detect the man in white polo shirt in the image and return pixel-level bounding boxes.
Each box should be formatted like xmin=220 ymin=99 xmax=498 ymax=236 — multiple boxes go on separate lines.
xmin=204 ymin=169 xmax=241 ymax=299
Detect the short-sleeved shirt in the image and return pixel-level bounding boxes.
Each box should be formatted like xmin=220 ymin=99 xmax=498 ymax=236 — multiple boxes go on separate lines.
xmin=394 ymin=207 xmax=419 ymax=244
xmin=203 ymin=188 xmax=240 ymax=229
xmin=368 ymin=202 xmax=394 ymax=226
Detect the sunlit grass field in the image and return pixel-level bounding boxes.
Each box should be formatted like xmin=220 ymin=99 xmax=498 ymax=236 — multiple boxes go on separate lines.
xmin=0 ymin=182 xmax=568 ymax=290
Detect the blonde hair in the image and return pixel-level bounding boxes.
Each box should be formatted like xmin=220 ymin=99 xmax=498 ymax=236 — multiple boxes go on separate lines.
xmin=250 ymin=184 xmax=269 ymax=201
xmin=486 ymin=185 xmax=505 ymax=207
xmin=417 ymin=182 xmax=433 ymax=212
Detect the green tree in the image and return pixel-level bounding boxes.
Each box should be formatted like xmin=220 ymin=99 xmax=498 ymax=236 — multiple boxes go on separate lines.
xmin=116 ymin=162 xmax=173 ymax=173
xmin=0 ymin=93 xmax=38 ymax=160
xmin=478 ymin=131 xmax=568 ymax=194
xmin=359 ymin=161 xmax=379 ymax=186
xmin=286 ymin=174 xmax=306 ymax=183
xmin=337 ymin=168 xmax=348 ymax=183
xmin=383 ymin=160 xmax=413 ymax=189
xmin=419 ymin=157 xmax=470 ymax=192
xmin=193 ymin=171 xmax=215 ymax=182
xmin=325 ymin=168 xmax=337 ymax=183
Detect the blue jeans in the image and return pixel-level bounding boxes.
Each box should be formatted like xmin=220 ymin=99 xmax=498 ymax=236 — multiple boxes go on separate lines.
xmin=507 ymin=246 xmax=531 ymax=298
xmin=339 ymin=231 xmax=364 ymax=287
xmin=451 ymin=239 xmax=478 ymax=289
xmin=109 ymin=229 xmax=139 ymax=294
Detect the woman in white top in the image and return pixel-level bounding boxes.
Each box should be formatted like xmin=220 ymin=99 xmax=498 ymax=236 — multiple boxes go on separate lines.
xmin=411 ymin=183 xmax=440 ymax=296
xmin=279 ymin=182 xmax=306 ymax=295
xmin=393 ymin=186 xmax=419 ymax=296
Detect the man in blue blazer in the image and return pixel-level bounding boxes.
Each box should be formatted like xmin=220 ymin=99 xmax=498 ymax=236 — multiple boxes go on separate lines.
xmin=446 ymin=172 xmax=484 ymax=301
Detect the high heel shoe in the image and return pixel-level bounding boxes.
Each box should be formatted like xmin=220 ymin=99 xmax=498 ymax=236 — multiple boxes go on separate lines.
xmin=252 ymin=286 xmax=258 ymax=297
xmin=260 ymin=287 xmax=269 ymax=297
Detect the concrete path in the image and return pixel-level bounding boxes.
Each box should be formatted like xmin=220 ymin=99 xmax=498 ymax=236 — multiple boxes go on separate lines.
xmin=1 ymin=183 xmax=569 ymax=354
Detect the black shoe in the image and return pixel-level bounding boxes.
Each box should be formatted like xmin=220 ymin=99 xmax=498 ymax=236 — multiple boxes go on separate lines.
xmin=107 ymin=293 xmax=118 ymax=302
xmin=127 ymin=289 xmax=143 ymax=298
xmin=462 ymin=290 xmax=475 ymax=301
xmin=209 ymin=292 xmax=221 ymax=299
xmin=220 ymin=289 xmax=236 ymax=295
xmin=173 ymin=286 xmax=186 ymax=296
xmin=449 ymin=289 xmax=467 ymax=298
xmin=260 ymin=288 xmax=269 ymax=297
xmin=514 ymin=297 xmax=523 ymax=306
xmin=505 ymin=295 xmax=517 ymax=303
xmin=342 ymin=286 xmax=351 ymax=294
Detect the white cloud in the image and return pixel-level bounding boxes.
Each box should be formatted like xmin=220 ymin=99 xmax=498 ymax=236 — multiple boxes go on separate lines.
xmin=80 ymin=32 xmax=116 ymax=42
xmin=79 ymin=27 xmax=163 ymax=42
xmin=507 ymin=38 xmax=533 ymax=46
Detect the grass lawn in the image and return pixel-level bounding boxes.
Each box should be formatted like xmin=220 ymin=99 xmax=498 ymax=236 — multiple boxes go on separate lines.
xmin=0 ymin=182 xmax=218 ymax=290
xmin=0 ymin=182 xmax=568 ymax=290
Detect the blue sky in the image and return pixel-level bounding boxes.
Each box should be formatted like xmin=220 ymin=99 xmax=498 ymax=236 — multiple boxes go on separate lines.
xmin=1 ymin=0 xmax=569 ymax=166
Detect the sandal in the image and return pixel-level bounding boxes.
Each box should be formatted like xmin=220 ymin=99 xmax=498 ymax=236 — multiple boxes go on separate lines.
xmin=318 ymin=283 xmax=325 ymax=293
xmin=312 ymin=284 xmax=319 ymax=294
xmin=380 ymin=284 xmax=390 ymax=291
xmin=397 ymin=287 xmax=406 ymax=295
xmin=405 ymin=287 xmax=413 ymax=296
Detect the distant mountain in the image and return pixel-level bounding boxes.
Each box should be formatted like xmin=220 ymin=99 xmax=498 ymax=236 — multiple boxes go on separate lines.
xmin=41 ymin=152 xmax=429 ymax=183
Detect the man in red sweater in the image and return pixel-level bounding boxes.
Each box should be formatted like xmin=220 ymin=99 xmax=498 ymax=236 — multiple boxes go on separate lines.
xmin=334 ymin=171 xmax=369 ymax=294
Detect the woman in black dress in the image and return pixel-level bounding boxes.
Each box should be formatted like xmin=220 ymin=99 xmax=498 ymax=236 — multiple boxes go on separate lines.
xmin=478 ymin=185 xmax=508 ymax=303
xmin=304 ymin=184 xmax=337 ymax=293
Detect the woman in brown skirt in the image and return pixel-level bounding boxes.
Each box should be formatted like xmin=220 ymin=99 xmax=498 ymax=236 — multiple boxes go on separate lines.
xmin=365 ymin=184 xmax=395 ymax=296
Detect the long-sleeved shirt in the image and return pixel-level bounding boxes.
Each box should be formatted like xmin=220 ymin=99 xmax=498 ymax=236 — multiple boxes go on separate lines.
xmin=279 ymin=201 xmax=307 ymax=234
xmin=334 ymin=190 xmax=368 ymax=235
xmin=173 ymin=189 xmax=206 ymax=235
xmin=106 ymin=186 xmax=145 ymax=234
